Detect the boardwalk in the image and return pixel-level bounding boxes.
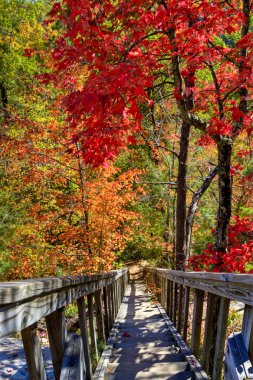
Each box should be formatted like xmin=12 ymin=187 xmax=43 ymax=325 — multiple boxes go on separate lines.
xmin=95 ymin=281 xmax=208 ymax=380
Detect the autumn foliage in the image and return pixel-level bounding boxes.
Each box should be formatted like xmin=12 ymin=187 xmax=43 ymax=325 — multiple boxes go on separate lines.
xmin=0 ymin=0 xmax=252 ymax=278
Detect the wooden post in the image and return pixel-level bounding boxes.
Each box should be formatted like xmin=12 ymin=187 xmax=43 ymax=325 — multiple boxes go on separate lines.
xmin=242 ymin=305 xmax=253 ymax=363
xmin=112 ymin=282 xmax=117 ymax=323
xmin=107 ymin=284 xmax=113 ymax=329
xmin=116 ymin=279 xmax=120 ymax=312
xmin=166 ymin=279 xmax=171 ymax=316
xmin=169 ymin=280 xmax=174 ymax=320
xmin=87 ymin=293 xmax=98 ymax=361
xmin=202 ymin=293 xmax=220 ymax=374
xmin=182 ymin=286 xmax=190 ymax=342
xmin=173 ymin=283 xmax=178 ymax=325
xmin=212 ymin=297 xmax=230 ymax=380
xmin=77 ymin=297 xmax=92 ymax=380
xmin=162 ymin=278 xmax=165 ymax=308
xmin=103 ymin=286 xmax=110 ymax=338
xmin=45 ymin=308 xmax=66 ymax=380
xmin=177 ymin=285 xmax=183 ymax=334
xmin=21 ymin=323 xmax=47 ymax=380
xmin=191 ymin=289 xmax=204 ymax=357
xmin=163 ymin=278 xmax=167 ymax=309
xmin=94 ymin=289 xmax=106 ymax=344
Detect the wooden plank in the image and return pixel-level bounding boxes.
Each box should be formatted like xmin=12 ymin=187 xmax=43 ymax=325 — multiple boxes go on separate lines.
xmin=103 ymin=286 xmax=110 ymax=338
xmin=59 ymin=334 xmax=85 ymax=380
xmin=191 ymin=289 xmax=204 ymax=357
xmin=177 ymin=285 xmax=183 ymax=334
xmin=162 ymin=277 xmax=165 ymax=308
xmin=45 ymin=308 xmax=66 ymax=380
xmin=0 ymin=273 xmax=127 ymax=339
xmin=224 ymin=332 xmax=253 ymax=380
xmin=111 ymin=282 xmax=116 ymax=322
xmin=163 ymin=278 xmax=167 ymax=309
xmin=182 ymin=286 xmax=190 ymax=342
xmin=169 ymin=279 xmax=174 ymax=320
xmin=95 ymin=289 xmax=106 ymax=344
xmin=173 ymin=283 xmax=178 ymax=325
xmin=21 ymin=323 xmax=47 ymax=380
xmin=147 ymin=268 xmax=253 ymax=306
xmin=77 ymin=297 xmax=92 ymax=380
xmin=242 ymin=304 xmax=253 ymax=363
xmin=107 ymin=284 xmax=113 ymax=329
xmin=212 ymin=297 xmax=230 ymax=380
xmin=87 ymin=293 xmax=98 ymax=361
xmin=166 ymin=279 xmax=171 ymax=316
xmin=202 ymin=293 xmax=220 ymax=374
xmin=0 ymin=269 xmax=128 ymax=305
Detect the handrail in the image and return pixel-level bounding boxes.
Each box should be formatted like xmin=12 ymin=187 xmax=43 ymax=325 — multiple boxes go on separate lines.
xmin=0 ymin=269 xmax=129 ymax=380
xmin=145 ymin=268 xmax=253 ymax=380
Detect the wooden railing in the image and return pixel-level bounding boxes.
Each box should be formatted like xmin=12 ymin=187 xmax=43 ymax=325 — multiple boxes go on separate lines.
xmin=0 ymin=269 xmax=129 ymax=380
xmin=145 ymin=268 xmax=253 ymax=380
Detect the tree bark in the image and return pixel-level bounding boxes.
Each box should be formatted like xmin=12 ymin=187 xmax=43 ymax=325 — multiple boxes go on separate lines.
xmin=175 ymin=121 xmax=190 ymax=270
xmin=215 ymin=140 xmax=232 ymax=253
xmin=0 ymin=82 xmax=10 ymax=128
xmin=186 ymin=166 xmax=220 ymax=259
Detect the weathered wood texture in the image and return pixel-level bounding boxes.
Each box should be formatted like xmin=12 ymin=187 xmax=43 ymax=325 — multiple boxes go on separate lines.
xmin=148 ymin=268 xmax=253 ymax=305
xmin=45 ymin=308 xmax=66 ymax=380
xmin=145 ymin=268 xmax=253 ymax=380
xmin=224 ymin=332 xmax=253 ymax=380
xmin=21 ymin=323 xmax=47 ymax=380
xmin=0 ymin=269 xmax=127 ymax=337
xmin=0 ymin=269 xmax=128 ymax=380
xmin=77 ymin=297 xmax=92 ymax=380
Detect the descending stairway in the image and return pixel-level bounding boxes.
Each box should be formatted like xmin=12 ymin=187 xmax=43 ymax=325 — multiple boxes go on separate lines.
xmin=94 ymin=281 xmax=208 ymax=380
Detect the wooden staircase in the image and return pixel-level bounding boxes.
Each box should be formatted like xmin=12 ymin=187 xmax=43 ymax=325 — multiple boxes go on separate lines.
xmin=94 ymin=281 xmax=208 ymax=380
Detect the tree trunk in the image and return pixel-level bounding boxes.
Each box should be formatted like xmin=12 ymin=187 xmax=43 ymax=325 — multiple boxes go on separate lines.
xmin=0 ymin=82 xmax=10 ymax=126
xmin=185 ymin=166 xmax=220 ymax=260
xmin=215 ymin=140 xmax=232 ymax=253
xmin=175 ymin=121 xmax=190 ymax=270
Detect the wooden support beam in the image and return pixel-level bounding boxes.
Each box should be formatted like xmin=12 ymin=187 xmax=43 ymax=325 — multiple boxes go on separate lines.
xmin=21 ymin=323 xmax=47 ymax=380
xmin=77 ymin=297 xmax=92 ymax=380
xmin=163 ymin=278 xmax=167 ymax=309
xmin=103 ymin=286 xmax=110 ymax=338
xmin=242 ymin=304 xmax=253 ymax=363
xmin=166 ymin=279 xmax=171 ymax=316
xmin=202 ymin=293 xmax=220 ymax=374
xmin=112 ymin=282 xmax=116 ymax=322
xmin=182 ymin=286 xmax=190 ymax=342
xmin=45 ymin=308 xmax=66 ymax=380
xmin=94 ymin=289 xmax=106 ymax=344
xmin=87 ymin=293 xmax=98 ymax=361
xmin=169 ymin=279 xmax=174 ymax=320
xmin=173 ymin=283 xmax=178 ymax=325
xmin=212 ymin=297 xmax=230 ymax=380
xmin=59 ymin=334 xmax=85 ymax=380
xmin=107 ymin=284 xmax=113 ymax=329
xmin=177 ymin=285 xmax=183 ymax=334
xmin=191 ymin=289 xmax=204 ymax=357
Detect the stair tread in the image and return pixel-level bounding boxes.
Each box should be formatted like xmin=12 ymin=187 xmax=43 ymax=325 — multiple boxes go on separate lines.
xmin=104 ymin=370 xmax=193 ymax=380
xmin=106 ymin=362 xmax=189 ymax=373
xmin=110 ymin=353 xmax=186 ymax=363
xmin=112 ymin=347 xmax=181 ymax=355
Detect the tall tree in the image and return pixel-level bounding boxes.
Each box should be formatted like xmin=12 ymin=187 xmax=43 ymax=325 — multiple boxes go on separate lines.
xmin=47 ymin=0 xmax=253 ymax=269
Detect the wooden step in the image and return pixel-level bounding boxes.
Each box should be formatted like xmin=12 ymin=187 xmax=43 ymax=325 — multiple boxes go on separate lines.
xmin=115 ymin=336 xmax=176 ymax=345
xmin=104 ymin=370 xmax=193 ymax=380
xmin=113 ymin=340 xmax=176 ymax=349
xmin=105 ymin=361 xmax=190 ymax=374
xmin=112 ymin=346 xmax=181 ymax=355
xmin=117 ymin=327 xmax=172 ymax=335
xmin=110 ymin=353 xmax=186 ymax=363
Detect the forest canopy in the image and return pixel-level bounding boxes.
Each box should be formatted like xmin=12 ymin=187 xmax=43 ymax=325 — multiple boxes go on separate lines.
xmin=0 ymin=0 xmax=252 ymax=279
